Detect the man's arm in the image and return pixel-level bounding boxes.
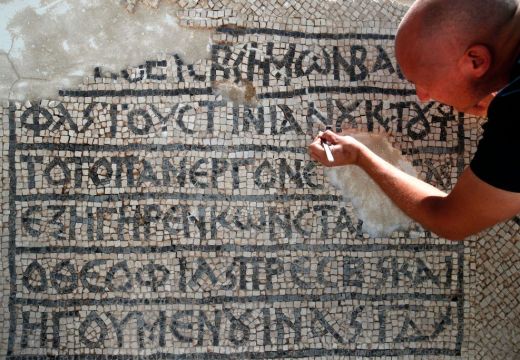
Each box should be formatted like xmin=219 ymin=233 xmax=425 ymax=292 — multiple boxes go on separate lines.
xmin=309 ymin=130 xmax=520 ymax=240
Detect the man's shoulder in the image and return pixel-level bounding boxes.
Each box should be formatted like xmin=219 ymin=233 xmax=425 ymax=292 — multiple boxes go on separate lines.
xmin=470 ymin=67 xmax=520 ymax=193
xmin=496 ymin=76 xmax=520 ymax=99
xmin=492 ymin=55 xmax=520 ymax=106
xmin=487 ymin=73 xmax=520 ymax=123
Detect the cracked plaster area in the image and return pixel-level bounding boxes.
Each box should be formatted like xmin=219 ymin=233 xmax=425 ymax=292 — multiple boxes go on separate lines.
xmin=0 ymin=0 xmax=212 ymax=101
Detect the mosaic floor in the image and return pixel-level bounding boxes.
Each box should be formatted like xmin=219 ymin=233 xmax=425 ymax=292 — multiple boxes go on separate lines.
xmin=1 ymin=0 xmax=519 ymax=359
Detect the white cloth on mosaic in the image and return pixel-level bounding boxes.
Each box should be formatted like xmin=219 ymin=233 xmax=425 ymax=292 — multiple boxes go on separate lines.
xmin=325 ymin=133 xmax=416 ymax=237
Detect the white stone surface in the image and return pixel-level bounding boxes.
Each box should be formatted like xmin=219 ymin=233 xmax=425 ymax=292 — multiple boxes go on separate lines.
xmin=0 ymin=0 xmax=212 ymax=101
xmin=0 ymin=54 xmax=18 ymax=99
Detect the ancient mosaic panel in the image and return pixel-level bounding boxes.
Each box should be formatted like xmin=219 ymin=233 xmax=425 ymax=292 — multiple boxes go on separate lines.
xmin=1 ymin=0 xmax=519 ymax=359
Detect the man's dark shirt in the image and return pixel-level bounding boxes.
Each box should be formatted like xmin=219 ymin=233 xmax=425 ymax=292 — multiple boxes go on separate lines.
xmin=470 ymin=56 xmax=520 ymax=192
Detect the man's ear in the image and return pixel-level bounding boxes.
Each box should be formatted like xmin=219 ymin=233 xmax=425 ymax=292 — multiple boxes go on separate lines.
xmin=459 ymin=44 xmax=492 ymax=78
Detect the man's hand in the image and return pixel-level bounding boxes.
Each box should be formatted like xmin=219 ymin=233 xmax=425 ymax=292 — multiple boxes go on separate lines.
xmin=308 ymin=130 xmax=365 ymax=167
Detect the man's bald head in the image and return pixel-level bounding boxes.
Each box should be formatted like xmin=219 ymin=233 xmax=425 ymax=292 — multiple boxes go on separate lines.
xmin=395 ymin=0 xmax=520 ymax=115
xmin=397 ymin=0 xmax=517 ymax=54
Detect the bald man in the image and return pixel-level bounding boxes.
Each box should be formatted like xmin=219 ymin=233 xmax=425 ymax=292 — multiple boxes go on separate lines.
xmin=308 ymin=0 xmax=520 ymax=240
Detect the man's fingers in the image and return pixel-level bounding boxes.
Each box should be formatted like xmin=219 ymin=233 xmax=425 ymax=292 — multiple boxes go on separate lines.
xmin=308 ymin=130 xmax=338 ymax=164
xmin=311 ymin=131 xmax=324 ymax=144
xmin=308 ymin=141 xmax=335 ymax=166
xmin=308 ymin=142 xmax=323 ymax=158
xmin=308 ymin=142 xmax=326 ymax=163
xmin=320 ymin=129 xmax=339 ymax=144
